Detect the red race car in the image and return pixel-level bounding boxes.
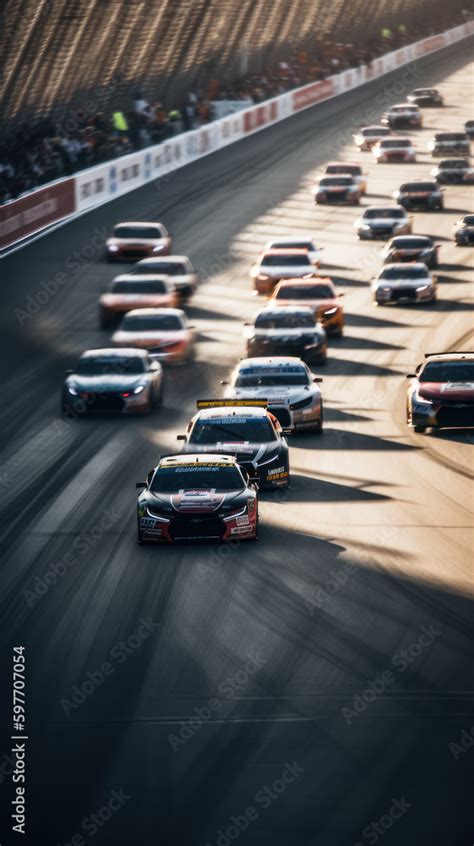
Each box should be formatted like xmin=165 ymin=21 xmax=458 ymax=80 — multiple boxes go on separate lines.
xmin=105 ymin=221 xmax=171 ymax=261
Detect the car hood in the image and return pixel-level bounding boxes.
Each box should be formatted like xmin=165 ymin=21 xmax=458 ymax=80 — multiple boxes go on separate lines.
xmin=258 ymin=266 xmax=313 ymax=277
xmin=418 ymin=382 xmax=474 ymax=401
xmin=376 ymin=278 xmax=430 ymax=288
xmin=181 ymin=442 xmax=277 ymax=464
xmin=112 ymin=330 xmax=187 ymax=347
xmin=228 ymin=386 xmax=318 ymax=405
xmin=273 ymin=298 xmax=338 ymax=311
xmin=364 ymin=218 xmax=405 ymax=226
xmin=145 ymin=488 xmax=245 ymax=514
xmin=66 ymin=374 xmax=146 ymax=391
xmin=388 ymin=248 xmax=432 ymax=256
xmin=100 ymin=294 xmax=172 ymax=307
xmin=107 ymin=237 xmax=166 ymax=246
xmin=248 ymin=327 xmax=324 ymax=339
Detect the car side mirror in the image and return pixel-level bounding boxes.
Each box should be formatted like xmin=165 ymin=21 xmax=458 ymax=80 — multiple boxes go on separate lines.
xmin=338 ymin=292 xmax=344 ymax=297
xmin=176 ymin=435 xmax=186 ymax=440
xmin=220 ymin=380 xmax=229 ymax=385
xmin=313 ymin=377 xmax=323 ymax=383
xmin=243 ymin=322 xmax=251 ymax=326
xmin=136 ymin=481 xmax=146 ymax=488
xmin=406 ymin=374 xmax=416 ymax=379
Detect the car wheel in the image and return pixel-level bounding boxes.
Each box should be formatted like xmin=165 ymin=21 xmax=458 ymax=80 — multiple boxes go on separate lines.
xmin=414 ymin=425 xmax=426 ymax=433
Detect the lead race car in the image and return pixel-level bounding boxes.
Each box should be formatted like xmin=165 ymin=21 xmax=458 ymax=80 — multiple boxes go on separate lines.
xmin=136 ymin=454 xmax=259 ymax=543
xmin=406 ymin=352 xmax=474 ymax=433
xmin=223 ymin=357 xmax=323 ymax=433
xmin=177 ymin=399 xmax=290 ymax=488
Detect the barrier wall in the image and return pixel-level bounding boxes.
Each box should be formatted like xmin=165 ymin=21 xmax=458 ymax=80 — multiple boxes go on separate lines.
xmin=1 ymin=22 xmax=472 ymax=254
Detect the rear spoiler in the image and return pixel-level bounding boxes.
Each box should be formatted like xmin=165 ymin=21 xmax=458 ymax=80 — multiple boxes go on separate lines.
xmin=196 ymin=398 xmax=268 ymax=409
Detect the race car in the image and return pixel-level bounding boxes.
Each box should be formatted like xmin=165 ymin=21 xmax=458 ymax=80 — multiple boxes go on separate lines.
xmin=244 ymin=306 xmax=327 ymax=363
xmin=381 ymin=236 xmax=439 ymax=269
xmin=62 ymin=348 xmax=163 ymax=416
xmin=465 ymin=120 xmax=474 ymax=139
xmin=313 ymin=175 xmax=361 ymax=204
xmin=177 ymin=399 xmax=290 ymax=488
xmin=407 ymin=88 xmax=444 ymax=107
xmin=355 ymin=206 xmax=412 ymax=239
xmin=406 ymin=352 xmax=474 ymax=432
xmin=381 ymin=103 xmax=423 ymax=129
xmin=106 ymin=222 xmax=171 ymax=261
xmin=372 ymin=263 xmax=436 ymax=305
xmin=132 ymin=256 xmax=198 ymax=301
xmin=324 ymin=162 xmax=367 ymax=194
xmin=268 ymin=279 xmax=344 ymax=336
xmin=264 ymin=237 xmax=323 ymax=266
xmin=223 ymin=357 xmax=323 ymax=433
xmin=393 ymin=180 xmax=444 ymax=211
xmin=250 ymin=249 xmax=316 ymax=295
xmin=112 ymin=308 xmax=195 ymax=363
xmin=353 ymin=125 xmax=391 ymax=151
xmin=453 ymin=214 xmax=474 ymax=245
xmin=431 ymin=159 xmax=474 ymax=185
xmin=136 ymin=454 xmax=259 ymax=544
xmin=98 ymin=275 xmax=178 ymax=328
xmin=372 ymin=137 xmax=416 ymax=163
xmin=427 ymin=132 xmax=470 ymax=157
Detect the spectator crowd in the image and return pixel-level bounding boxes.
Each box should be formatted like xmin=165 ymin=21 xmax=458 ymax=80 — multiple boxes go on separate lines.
xmin=0 ymin=15 xmax=467 ymax=204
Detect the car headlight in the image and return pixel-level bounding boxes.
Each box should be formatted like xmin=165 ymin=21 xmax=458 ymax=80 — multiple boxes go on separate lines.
xmin=290 ymin=396 xmax=314 ymax=411
xmin=68 ymin=385 xmax=78 ymax=395
xmin=257 ymin=274 xmax=271 ymax=281
xmin=145 ymin=506 xmax=171 ymax=522
xmin=133 ymin=385 xmax=145 ymax=394
xmin=324 ymin=307 xmax=338 ymax=316
xmin=257 ymin=452 xmax=279 ymax=467
xmin=152 ymin=245 xmax=164 ymax=253
xmin=416 ymin=284 xmax=430 ymax=292
xmin=221 ymin=504 xmax=248 ymax=521
xmin=107 ymin=244 xmax=119 ymax=252
xmin=360 ymin=223 xmax=371 ymax=230
xmin=379 ymin=286 xmax=391 ymax=292
xmin=414 ymin=392 xmax=433 ymax=405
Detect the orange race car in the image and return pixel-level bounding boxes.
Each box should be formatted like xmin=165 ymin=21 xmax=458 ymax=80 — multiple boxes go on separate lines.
xmin=98 ymin=275 xmax=178 ymax=328
xmin=112 ymin=308 xmax=195 ymax=363
xmin=250 ymin=249 xmax=317 ymax=295
xmin=269 ymin=278 xmax=345 ymax=336
xmin=105 ymin=221 xmax=171 ymax=261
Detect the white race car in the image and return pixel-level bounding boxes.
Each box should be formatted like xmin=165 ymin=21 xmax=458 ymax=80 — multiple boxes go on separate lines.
xmin=373 ymin=263 xmax=437 ymax=305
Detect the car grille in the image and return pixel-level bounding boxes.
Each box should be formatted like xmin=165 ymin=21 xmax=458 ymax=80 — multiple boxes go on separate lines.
xmin=460 ymin=232 xmax=474 ymax=243
xmin=82 ymin=393 xmax=125 ymax=411
xmin=386 ymin=153 xmax=406 ymax=161
xmin=390 ymin=288 xmax=417 ymax=301
xmin=121 ymin=249 xmax=149 ymax=258
xmin=269 ymin=407 xmax=292 ymax=427
xmin=370 ymin=227 xmax=393 ymax=238
xmin=169 ymin=516 xmax=224 ymax=541
xmin=326 ymin=191 xmax=349 ymax=202
xmin=437 ymin=405 xmax=474 ymax=428
xmin=405 ymin=196 xmax=432 ymax=207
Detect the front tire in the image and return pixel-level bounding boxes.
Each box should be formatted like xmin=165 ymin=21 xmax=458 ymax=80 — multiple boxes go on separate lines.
xmin=414 ymin=425 xmax=426 ymax=433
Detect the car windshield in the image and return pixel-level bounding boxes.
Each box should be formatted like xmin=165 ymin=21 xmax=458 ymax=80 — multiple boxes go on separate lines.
xmin=326 ymin=165 xmax=360 ymax=175
xmin=76 ymin=356 xmax=145 ymax=375
xmin=400 ymin=183 xmax=437 ymax=192
xmin=269 ymin=242 xmax=314 ymax=251
xmin=380 ymin=140 xmax=411 ymax=148
xmin=363 ymin=127 xmax=389 ymax=136
xmin=435 ymin=133 xmax=467 ymax=141
xmin=420 ymin=362 xmax=474 ymax=382
xmin=364 ymin=208 xmax=405 ymax=219
xmin=320 ymin=176 xmax=353 ymax=186
xmin=136 ymin=262 xmax=186 ymax=275
xmin=439 ymin=160 xmax=468 ymax=168
xmin=255 ymin=312 xmax=315 ymax=329
xmin=151 ymin=464 xmax=244 ymax=492
xmin=110 ymin=280 xmax=168 ymax=294
xmin=121 ymin=315 xmax=182 ymax=331
xmin=380 ymin=267 xmax=428 ymax=279
xmin=190 ymin=418 xmax=276 ymax=444
xmin=391 ymin=238 xmax=431 ymax=249
xmin=261 ymin=254 xmax=310 ymax=267
xmin=113 ymin=226 xmax=162 ymax=239
xmin=234 ymin=369 xmax=310 ymax=387
xmin=275 ymin=284 xmax=334 ymax=299
xmin=463 ymin=215 xmax=474 ymax=225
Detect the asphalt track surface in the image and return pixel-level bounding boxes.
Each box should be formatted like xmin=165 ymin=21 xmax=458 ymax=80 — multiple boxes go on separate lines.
xmin=0 ymin=40 xmax=473 ymax=846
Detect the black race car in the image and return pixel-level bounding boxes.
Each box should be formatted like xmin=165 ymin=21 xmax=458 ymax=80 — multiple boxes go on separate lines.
xmin=178 ymin=400 xmax=290 ymax=488
xmin=244 ymin=307 xmax=327 ymax=364
xmin=62 ymin=348 xmax=163 ymax=415
xmin=381 ymin=236 xmax=439 ymax=269
xmin=453 ymin=215 xmax=474 ymax=245
xmin=393 ymin=180 xmax=444 ymax=211
xmin=464 ymin=120 xmax=474 ymax=139
xmin=431 ymin=159 xmax=474 ymax=185
xmin=136 ymin=453 xmax=259 ymax=543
